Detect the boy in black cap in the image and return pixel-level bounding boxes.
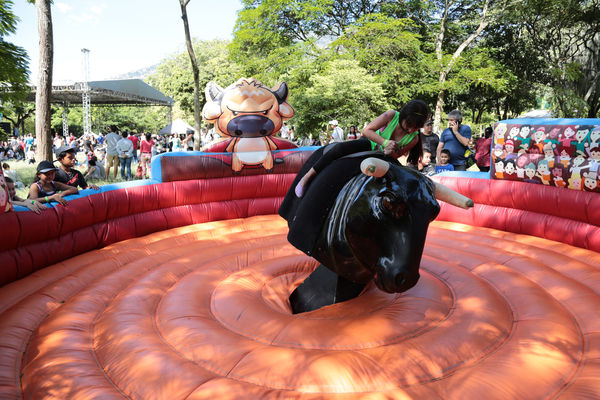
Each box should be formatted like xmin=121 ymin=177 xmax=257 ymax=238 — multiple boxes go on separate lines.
xmin=28 ymin=160 xmax=78 ymax=205
xmin=54 ymin=146 xmax=99 ymax=190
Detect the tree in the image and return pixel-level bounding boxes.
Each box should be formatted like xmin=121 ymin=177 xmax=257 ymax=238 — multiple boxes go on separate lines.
xmin=147 ymin=39 xmax=242 ymax=124
xmin=31 ymin=0 xmax=53 ymax=162
xmin=430 ymin=0 xmax=494 ymax=133
xmin=291 ymin=59 xmax=389 ymax=137
xmin=178 ymin=0 xmax=202 ymax=150
xmin=0 ymin=0 xmax=30 ymax=109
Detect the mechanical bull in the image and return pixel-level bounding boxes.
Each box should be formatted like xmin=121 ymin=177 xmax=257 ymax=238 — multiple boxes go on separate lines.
xmin=279 ymin=149 xmax=473 ymax=313
xmin=202 ymin=78 xmax=297 ymax=172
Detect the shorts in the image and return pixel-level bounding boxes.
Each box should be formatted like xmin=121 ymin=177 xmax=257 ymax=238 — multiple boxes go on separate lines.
xmin=106 ymin=153 xmax=120 ymax=168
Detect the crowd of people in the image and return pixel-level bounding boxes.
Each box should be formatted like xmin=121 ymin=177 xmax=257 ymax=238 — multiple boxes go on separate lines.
xmin=283 ymin=109 xmax=493 ymax=182
xmin=2 ymin=109 xmax=494 ymax=213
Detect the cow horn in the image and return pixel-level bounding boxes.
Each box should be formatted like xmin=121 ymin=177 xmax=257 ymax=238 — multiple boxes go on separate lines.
xmin=205 ymin=81 xmax=224 ymax=102
xmin=273 ymin=82 xmax=289 ymax=104
xmin=432 ymin=182 xmax=474 ymax=209
xmin=360 ymin=157 xmax=390 ymax=177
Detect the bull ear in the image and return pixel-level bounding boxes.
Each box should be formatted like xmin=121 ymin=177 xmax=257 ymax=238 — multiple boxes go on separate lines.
xmin=360 ymin=158 xmax=390 ymax=177
xmin=205 ymin=81 xmax=224 ymax=103
xmin=272 ymin=82 xmax=289 ymax=104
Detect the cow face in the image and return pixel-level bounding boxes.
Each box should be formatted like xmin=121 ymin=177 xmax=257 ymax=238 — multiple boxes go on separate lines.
xmin=202 ymin=78 xmax=294 ymax=138
xmin=314 ymin=164 xmax=440 ymax=294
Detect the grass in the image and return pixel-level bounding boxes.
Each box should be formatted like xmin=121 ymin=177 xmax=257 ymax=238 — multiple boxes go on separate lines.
xmin=4 ymin=153 xmax=145 ymax=199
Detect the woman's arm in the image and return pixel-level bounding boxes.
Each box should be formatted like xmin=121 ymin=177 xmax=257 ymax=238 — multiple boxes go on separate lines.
xmin=362 ymin=110 xmax=395 ymax=145
xmin=362 ymin=110 xmax=398 ymax=154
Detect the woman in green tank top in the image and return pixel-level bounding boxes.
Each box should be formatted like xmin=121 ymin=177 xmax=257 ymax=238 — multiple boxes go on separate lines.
xmin=294 ymin=100 xmax=430 ymax=197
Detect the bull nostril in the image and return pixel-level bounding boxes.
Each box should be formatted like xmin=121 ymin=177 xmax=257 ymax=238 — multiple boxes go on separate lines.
xmin=260 ymin=129 xmax=267 ymax=135
xmin=234 ymin=130 xmax=242 ymax=136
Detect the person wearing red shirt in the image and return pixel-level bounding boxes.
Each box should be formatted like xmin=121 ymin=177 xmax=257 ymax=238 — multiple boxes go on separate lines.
xmin=128 ymin=133 xmax=139 ymax=163
xmin=139 ymin=133 xmax=154 ymax=179
xmin=475 ymin=127 xmax=493 ymax=172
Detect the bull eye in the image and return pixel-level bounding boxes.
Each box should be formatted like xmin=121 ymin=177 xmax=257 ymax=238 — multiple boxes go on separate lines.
xmin=381 ymin=194 xmax=406 ymax=219
xmin=232 ymin=111 xmax=239 ymax=116
xmin=262 ymin=110 xmax=268 ymax=115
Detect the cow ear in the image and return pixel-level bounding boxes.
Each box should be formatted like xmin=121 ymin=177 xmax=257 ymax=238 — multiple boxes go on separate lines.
xmin=202 ymin=101 xmax=222 ymax=121
xmin=272 ymin=82 xmax=294 ymax=118
xmin=205 ymin=81 xmax=224 ymax=103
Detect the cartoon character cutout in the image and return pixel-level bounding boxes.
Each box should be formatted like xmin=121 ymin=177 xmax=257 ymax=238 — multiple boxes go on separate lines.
xmin=523 ymin=162 xmax=538 ymax=184
xmin=551 ymin=166 xmax=566 ymax=188
xmin=547 ymin=127 xmax=561 ymax=147
xmin=559 ymin=149 xmax=571 ymax=168
xmin=532 ymin=127 xmax=546 ymax=153
xmin=494 ymin=123 xmax=508 ymax=145
xmin=570 ymin=155 xmax=587 ymax=175
xmin=590 ymin=127 xmax=600 ymax=145
xmin=518 ymin=125 xmax=531 ymax=150
xmin=559 ymin=126 xmax=576 ymax=152
xmin=504 ymin=140 xmax=517 ymax=160
xmin=504 ymin=159 xmax=517 ymax=179
xmin=582 ymin=170 xmax=598 ymax=192
xmin=572 ymin=126 xmax=590 ymax=156
xmin=542 ymin=141 xmax=556 ymax=168
xmin=507 ymin=125 xmax=519 ymax=140
xmin=568 ymin=172 xmax=582 ymax=190
xmin=494 ymin=159 xmax=505 ymax=179
xmin=516 ymin=154 xmax=529 ymax=178
xmin=536 ymin=159 xmax=551 ymax=185
xmin=202 ymin=78 xmax=297 ymax=171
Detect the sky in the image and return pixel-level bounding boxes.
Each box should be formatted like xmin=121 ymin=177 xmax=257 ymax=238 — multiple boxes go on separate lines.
xmin=7 ymin=0 xmax=243 ymax=84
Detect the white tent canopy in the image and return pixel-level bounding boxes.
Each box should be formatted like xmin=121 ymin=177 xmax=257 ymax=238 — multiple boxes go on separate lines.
xmin=159 ymin=118 xmax=195 ymax=135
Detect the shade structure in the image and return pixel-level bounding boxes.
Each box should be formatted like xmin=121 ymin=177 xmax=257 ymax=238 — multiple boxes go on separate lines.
xmin=159 ymin=118 xmax=195 ymax=135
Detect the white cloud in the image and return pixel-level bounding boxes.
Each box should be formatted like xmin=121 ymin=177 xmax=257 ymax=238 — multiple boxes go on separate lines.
xmin=55 ymin=2 xmax=72 ymax=13
xmin=91 ymin=6 xmax=103 ymax=15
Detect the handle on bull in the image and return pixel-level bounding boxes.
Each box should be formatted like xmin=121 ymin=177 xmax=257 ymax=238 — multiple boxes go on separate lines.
xmin=360 ymin=157 xmax=474 ymax=210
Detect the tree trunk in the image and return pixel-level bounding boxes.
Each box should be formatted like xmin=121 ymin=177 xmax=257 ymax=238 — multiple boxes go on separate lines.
xmin=432 ymin=0 xmax=490 ymax=134
xmin=179 ymin=0 xmax=202 ymax=151
xmin=35 ymin=0 xmax=53 ymax=162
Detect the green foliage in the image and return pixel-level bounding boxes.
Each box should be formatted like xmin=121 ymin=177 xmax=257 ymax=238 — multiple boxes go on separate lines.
xmin=147 ymin=39 xmax=242 ymax=124
xmin=0 ymin=0 xmax=30 ymax=105
xmin=291 ymin=59 xmax=389 ymax=137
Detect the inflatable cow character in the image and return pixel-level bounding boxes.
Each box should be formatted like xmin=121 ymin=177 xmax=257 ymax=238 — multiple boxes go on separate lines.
xmin=279 ymin=150 xmax=473 ymax=313
xmin=202 ymin=78 xmax=297 ymax=172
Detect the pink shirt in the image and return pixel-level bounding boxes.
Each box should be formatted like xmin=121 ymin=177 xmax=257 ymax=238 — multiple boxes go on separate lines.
xmin=140 ymin=139 xmax=154 ymax=153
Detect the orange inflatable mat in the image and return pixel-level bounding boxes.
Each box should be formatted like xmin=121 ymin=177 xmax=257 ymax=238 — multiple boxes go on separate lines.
xmin=1 ymin=214 xmax=600 ymax=399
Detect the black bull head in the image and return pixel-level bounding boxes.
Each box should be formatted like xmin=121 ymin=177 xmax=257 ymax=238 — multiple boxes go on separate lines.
xmin=310 ymin=165 xmax=440 ymax=294
xmin=279 ymin=151 xmax=469 ymax=314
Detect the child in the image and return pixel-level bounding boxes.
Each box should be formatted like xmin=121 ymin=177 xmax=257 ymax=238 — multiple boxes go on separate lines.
xmin=26 ymin=147 xmax=36 ymax=164
xmin=294 ymin=100 xmax=430 ymax=197
xmin=84 ymin=156 xmax=105 ymax=180
xmin=54 ymin=146 xmax=99 ymax=190
xmin=4 ymin=176 xmax=47 ymax=214
xmin=410 ymin=148 xmax=435 ymax=176
xmin=435 ymin=149 xmax=455 ymax=173
xmin=28 ymin=161 xmax=78 ymax=205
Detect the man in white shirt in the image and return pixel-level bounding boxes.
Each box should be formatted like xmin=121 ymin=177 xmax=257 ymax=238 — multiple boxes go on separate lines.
xmin=329 ymin=120 xmax=345 ymax=143
xmin=280 ymin=122 xmax=290 ymax=140
xmin=116 ymin=131 xmax=134 ymax=181
xmin=105 ymin=125 xmax=122 ymax=180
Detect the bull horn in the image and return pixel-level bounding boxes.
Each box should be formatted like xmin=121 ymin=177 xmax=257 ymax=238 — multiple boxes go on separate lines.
xmin=273 ymin=82 xmax=289 ymax=104
xmin=433 ymin=182 xmax=474 ymax=209
xmin=205 ymin=81 xmax=224 ymax=102
xmin=360 ymin=157 xmax=390 ymax=177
